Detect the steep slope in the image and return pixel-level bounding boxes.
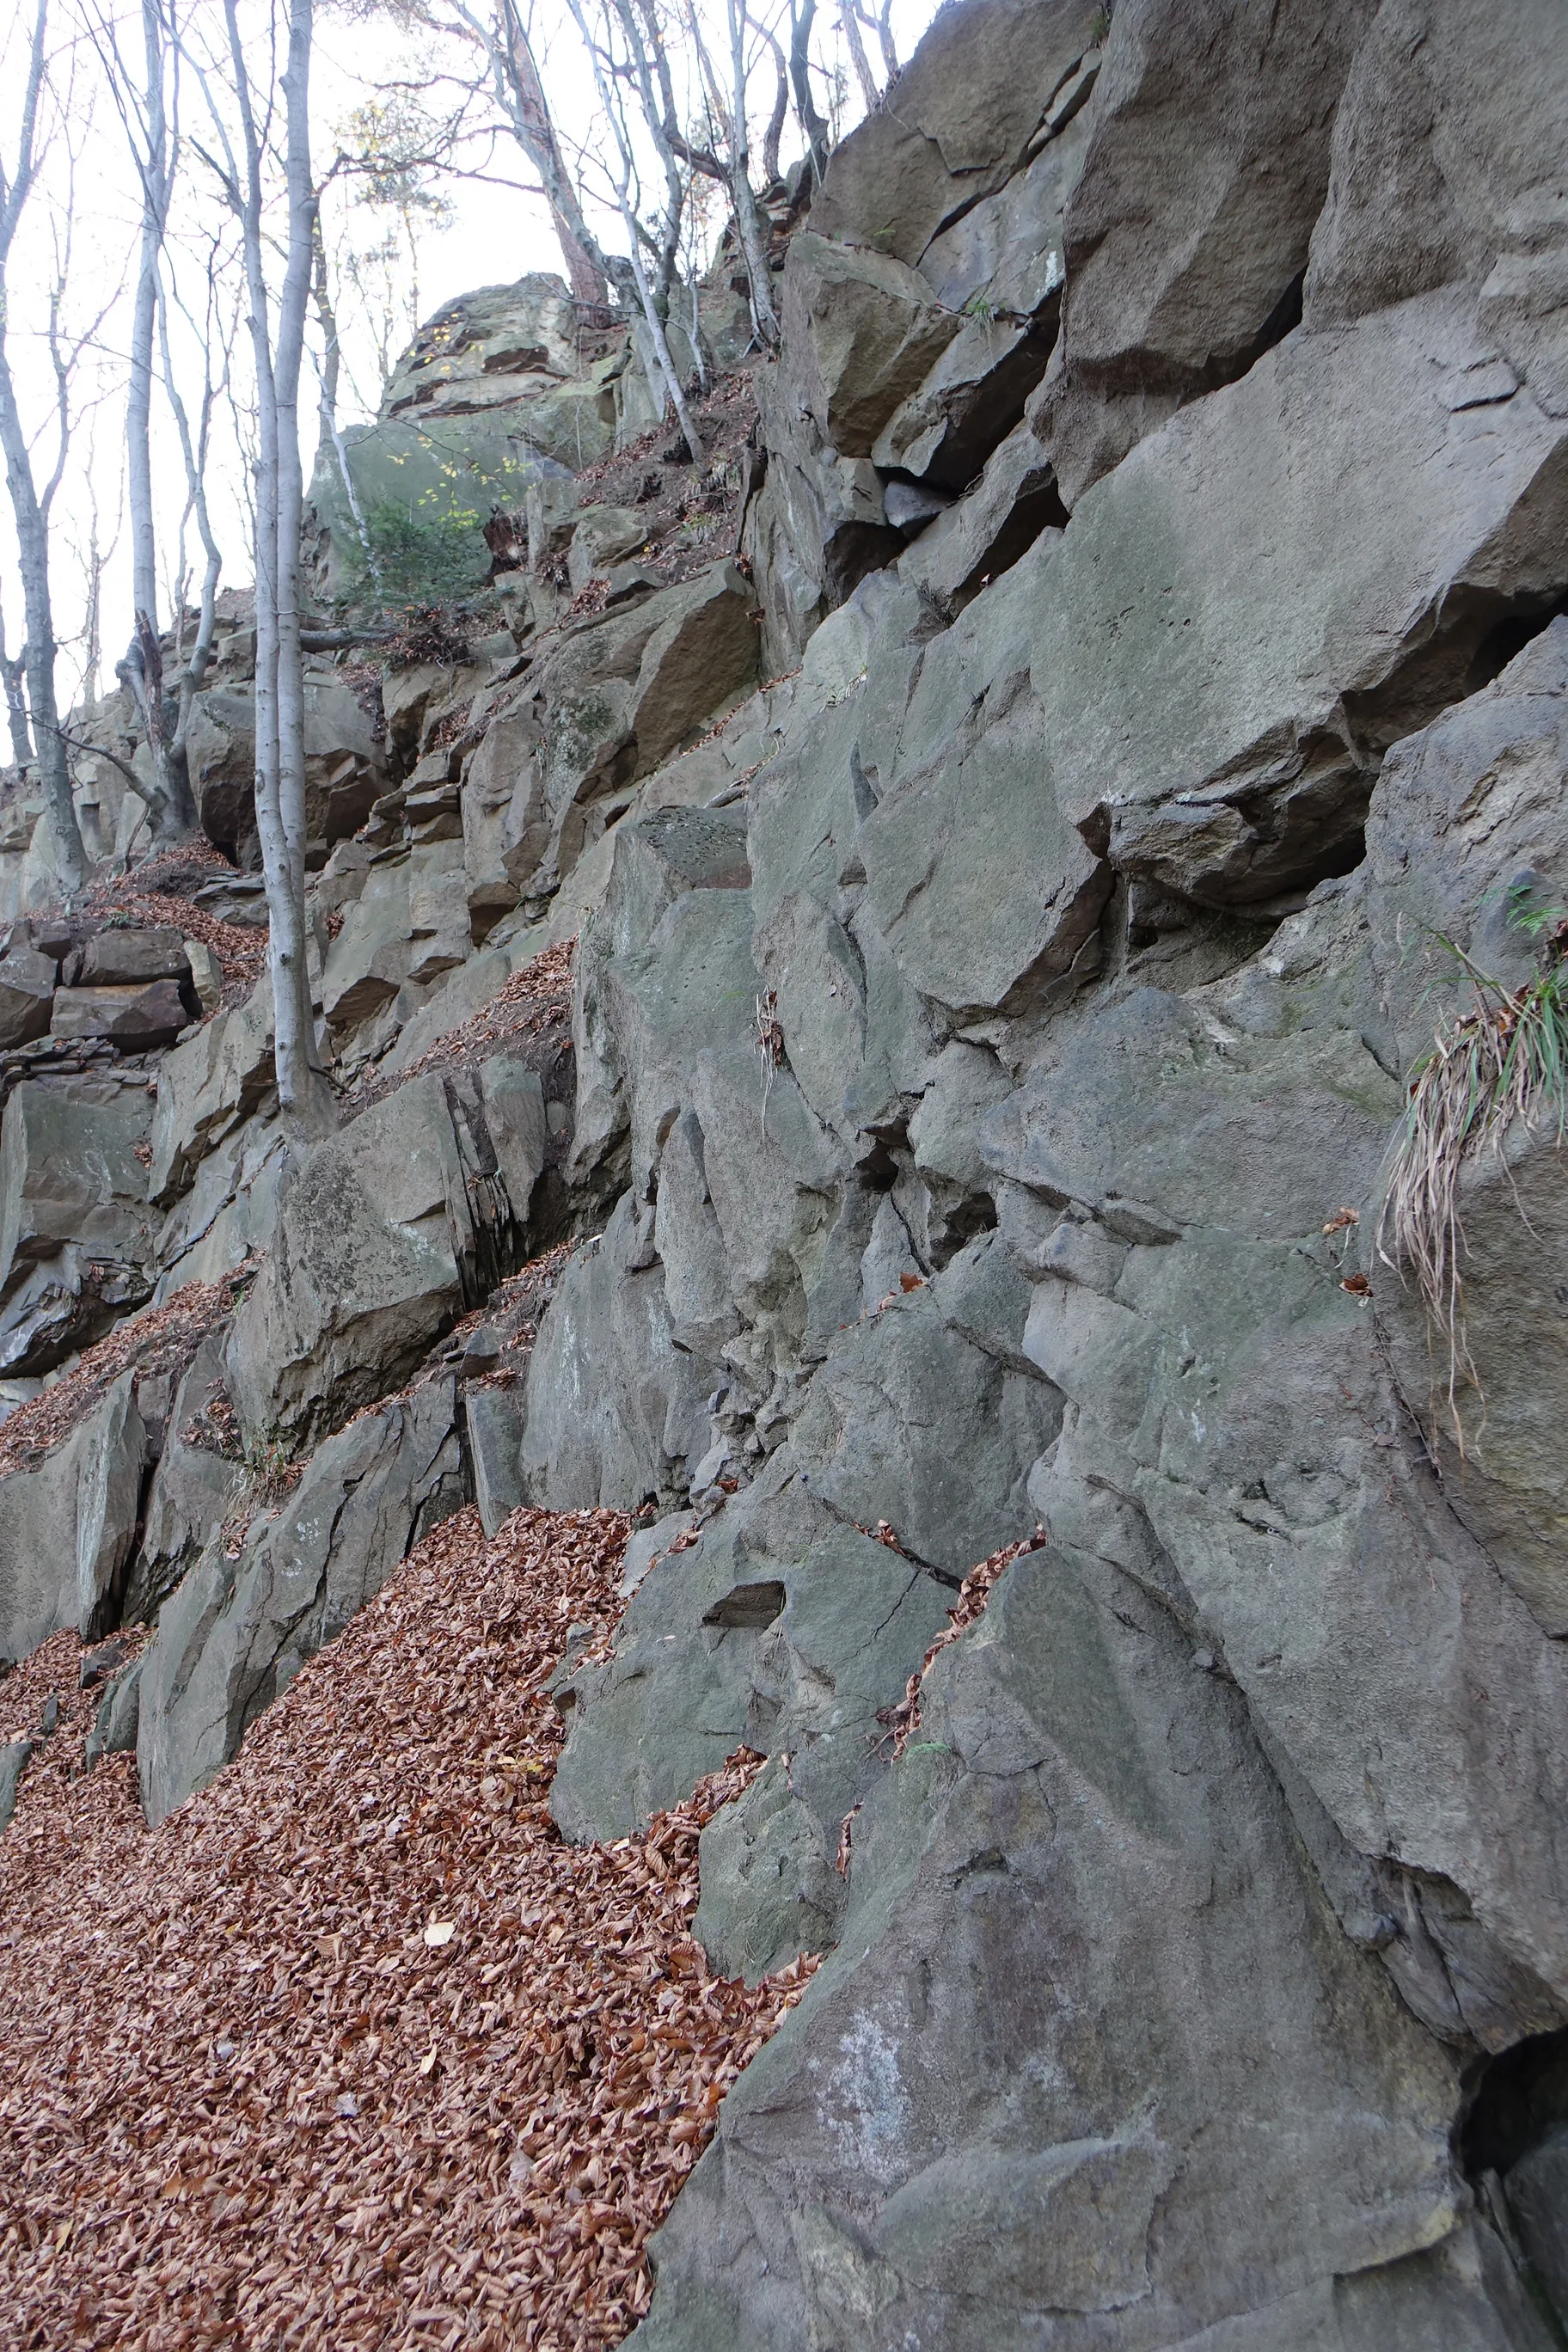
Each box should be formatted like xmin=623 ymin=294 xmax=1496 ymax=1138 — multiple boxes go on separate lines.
xmin=0 ymin=0 xmax=1566 ymax=2343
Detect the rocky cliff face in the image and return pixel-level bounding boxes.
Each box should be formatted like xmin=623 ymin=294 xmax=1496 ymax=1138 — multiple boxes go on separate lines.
xmin=3 ymin=1 xmax=1568 ymax=2343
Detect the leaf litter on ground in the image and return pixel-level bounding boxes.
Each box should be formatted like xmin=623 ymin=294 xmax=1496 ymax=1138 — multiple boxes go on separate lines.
xmin=0 ymin=1503 xmax=814 ymax=2349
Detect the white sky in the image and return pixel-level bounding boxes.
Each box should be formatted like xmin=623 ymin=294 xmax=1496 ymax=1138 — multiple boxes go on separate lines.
xmin=0 ymin=0 xmax=938 ymax=716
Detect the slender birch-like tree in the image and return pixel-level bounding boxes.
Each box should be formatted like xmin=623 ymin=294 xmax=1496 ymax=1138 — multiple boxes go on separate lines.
xmin=0 ymin=0 xmax=89 ymax=890
xmin=197 ymin=0 xmax=332 ymax=1127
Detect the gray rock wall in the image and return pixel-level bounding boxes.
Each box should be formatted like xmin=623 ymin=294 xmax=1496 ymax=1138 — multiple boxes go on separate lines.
xmin=3 ymin=0 xmax=1567 ymax=2337
xmin=510 ymin=3 xmax=1568 ymax=2343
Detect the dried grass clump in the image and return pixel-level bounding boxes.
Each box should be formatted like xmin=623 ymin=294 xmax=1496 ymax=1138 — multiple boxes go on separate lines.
xmin=0 ymin=1504 xmax=815 ymax=2349
xmin=1378 ymin=911 xmax=1568 ymax=1438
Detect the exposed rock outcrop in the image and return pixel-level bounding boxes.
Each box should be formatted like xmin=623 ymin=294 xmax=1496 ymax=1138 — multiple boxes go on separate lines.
xmin=3 ymin=1 xmax=1568 ymax=2340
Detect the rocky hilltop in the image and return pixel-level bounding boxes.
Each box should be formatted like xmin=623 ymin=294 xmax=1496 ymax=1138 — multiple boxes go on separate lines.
xmin=3 ymin=0 xmax=1568 ymax=2343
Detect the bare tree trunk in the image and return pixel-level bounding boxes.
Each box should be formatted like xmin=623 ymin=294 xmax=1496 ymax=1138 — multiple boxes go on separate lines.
xmin=222 ymin=0 xmax=331 ymax=1132
xmin=0 ymin=0 xmax=87 ymax=891
xmin=839 ymin=0 xmax=879 ymax=112
xmin=563 ymin=0 xmax=704 ymax=460
xmin=680 ymin=0 xmax=780 ymax=351
xmin=493 ymin=0 xmax=611 ymax=315
xmin=126 ymin=0 xmax=167 ymax=636
xmin=156 ymin=272 xmax=222 ymax=812
xmin=761 ymin=28 xmax=788 ymax=188
xmin=310 ymin=219 xmax=381 ymax=602
xmin=115 ymin=0 xmax=201 ymax=839
xmin=0 ymin=351 xmax=87 ymax=892
xmin=869 ymin=0 xmax=898 ymax=87
xmin=788 ymin=0 xmax=830 ymax=184
xmin=724 ymin=0 xmax=780 ymax=348
xmin=0 ymin=600 xmax=31 ymax=765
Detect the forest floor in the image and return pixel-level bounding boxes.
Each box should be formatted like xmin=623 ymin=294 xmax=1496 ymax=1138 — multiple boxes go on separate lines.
xmin=0 ymin=1505 xmax=813 ymax=2349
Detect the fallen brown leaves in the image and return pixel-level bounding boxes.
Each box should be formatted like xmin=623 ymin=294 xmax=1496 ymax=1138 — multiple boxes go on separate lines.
xmin=0 ymin=1263 xmax=257 ymax=1482
xmin=79 ymin=866 xmax=270 ymax=1008
xmin=348 ymin=943 xmax=575 ymax=1125
xmin=0 ymin=1504 xmax=814 ymax=2349
xmin=879 ymin=1527 xmax=1050 ymax=1758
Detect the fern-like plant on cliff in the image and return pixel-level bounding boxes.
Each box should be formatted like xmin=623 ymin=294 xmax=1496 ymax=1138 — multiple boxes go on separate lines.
xmin=1378 ymin=890 xmax=1568 ymax=1442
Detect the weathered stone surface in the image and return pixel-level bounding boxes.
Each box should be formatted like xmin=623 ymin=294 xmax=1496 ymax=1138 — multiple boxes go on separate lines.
xmin=224 ymin=1076 xmax=466 ymax=1446
xmin=225 ymin=1056 xmax=544 ymax=1447
xmin=692 ymin=1750 xmax=841 ymax=1983
xmin=1032 ymin=287 xmax=1568 ymax=907
xmin=138 ymin=1377 xmax=465 ymax=1823
xmin=69 ymin=926 xmax=191 ymax=987
xmin=1303 ymin=0 xmax=1568 ymax=423
xmin=808 ymin=0 xmax=1101 ymax=265
xmin=83 ymin=1657 xmax=142 ymax=1772
xmin=461 ymin=714 xmax=546 ymax=933
xmin=321 ymin=854 xmax=423 ymax=1029
xmin=148 ymin=982 xmax=277 ymax=1204
xmin=1035 ymin=0 xmax=1375 ymax=506
xmin=1 ymin=6 xmax=1559 ymax=2337
xmin=0 ymin=947 xmax=56 ymax=1046
xmin=898 ymin=420 xmax=1066 ymax=615
xmin=567 ymin=505 xmax=649 ymax=597
xmin=781 ymin=235 xmax=961 ymax=459
xmin=520 ymin=1198 xmax=715 ymax=1512
xmin=627 ymin=562 xmax=759 ymax=775
xmin=790 ymin=1244 xmax=1060 ymax=1577
xmin=126 ymin=1333 xmax=247 ymax=1625
xmin=1364 ymin=621 xmax=1568 ymax=1635
xmin=464 ymin=1381 xmax=528 ymax=1538
xmin=872 ymin=121 xmax=1089 ymax=489
xmin=0 ymin=1242 xmax=153 ymax=1375
xmin=630 ymin=1549 xmax=1480 ymax=2352
xmin=549 ymin=1467 xmax=952 ymax=1848
xmin=0 ymin=1737 xmax=32 ymax=1829
xmin=0 ymin=1370 xmax=146 ymax=1664
xmin=51 ymin=979 xmax=187 ymax=1049
xmin=743 ymin=363 xmax=902 ymax=671
xmin=0 ymin=1081 xmax=153 ymax=1301
xmin=858 ymin=542 xmax=1112 ymax=1014
xmin=187 ymin=679 xmax=388 ymax=859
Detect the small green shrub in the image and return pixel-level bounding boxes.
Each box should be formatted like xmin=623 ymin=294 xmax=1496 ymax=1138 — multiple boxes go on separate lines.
xmin=340 ymin=493 xmax=484 ymax=610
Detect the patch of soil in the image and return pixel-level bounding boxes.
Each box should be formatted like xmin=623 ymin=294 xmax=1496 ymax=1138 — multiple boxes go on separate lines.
xmin=0 ymin=1505 xmax=813 ymax=2348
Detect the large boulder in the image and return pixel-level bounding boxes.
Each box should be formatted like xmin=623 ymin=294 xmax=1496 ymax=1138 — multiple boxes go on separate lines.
xmin=51 ymin=979 xmax=188 ymax=1049
xmin=0 ymin=1371 xmax=146 ymax=1663
xmin=1303 ymin=0 xmax=1568 ymax=422
xmin=0 ymin=1080 xmax=154 ymax=1304
xmin=631 ymin=1550 xmax=1493 ymax=2352
xmin=0 ymin=947 xmax=56 ymax=1047
xmin=225 ymin=1061 xmax=545 ymax=1445
xmin=68 ymin=927 xmax=191 ymax=987
xmin=780 ymin=234 xmax=962 ymax=458
xmin=1034 ymin=0 xmax=1375 ymax=506
xmin=808 ymin=0 xmax=1102 ymax=265
xmin=1030 ymin=285 xmax=1568 ymax=908
xmin=550 ymin=1467 xmax=953 ymax=1851
xmin=147 ymin=981 xmax=278 ymax=1204
xmin=187 ymin=678 xmax=388 ymax=861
